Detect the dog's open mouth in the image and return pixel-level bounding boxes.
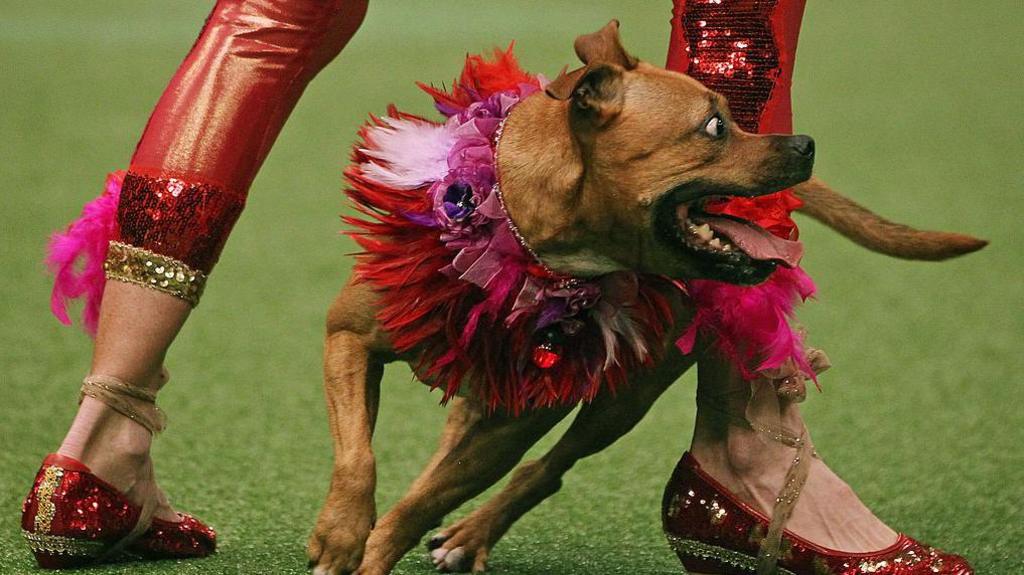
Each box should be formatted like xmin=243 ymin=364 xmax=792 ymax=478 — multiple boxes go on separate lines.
xmin=656 ymin=195 xmax=803 ymax=284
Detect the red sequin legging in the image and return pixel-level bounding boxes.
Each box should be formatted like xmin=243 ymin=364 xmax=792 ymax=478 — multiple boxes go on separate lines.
xmin=667 ymin=0 xmax=807 ymax=240
xmin=112 ymin=0 xmax=367 ymax=284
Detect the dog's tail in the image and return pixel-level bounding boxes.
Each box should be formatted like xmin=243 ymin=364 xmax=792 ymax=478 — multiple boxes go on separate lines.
xmin=792 ymin=177 xmax=987 ymax=261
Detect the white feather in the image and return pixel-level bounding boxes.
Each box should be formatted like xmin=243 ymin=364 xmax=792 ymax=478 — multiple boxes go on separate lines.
xmin=359 ymin=117 xmax=456 ymax=189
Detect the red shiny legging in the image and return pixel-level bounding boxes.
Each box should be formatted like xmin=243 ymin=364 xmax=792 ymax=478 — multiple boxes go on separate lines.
xmin=666 ymin=0 xmax=806 ymax=134
xmin=666 ymin=0 xmax=807 ymax=239
xmin=114 ymin=0 xmax=367 ymax=280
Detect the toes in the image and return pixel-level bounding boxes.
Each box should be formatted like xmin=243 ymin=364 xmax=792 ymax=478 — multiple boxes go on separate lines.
xmin=307 ymin=533 xmax=364 ymax=575
xmin=310 ymin=553 xmax=356 ymax=575
xmin=430 ymin=546 xmax=469 ymax=572
xmin=307 ymin=535 xmax=324 ymax=565
xmin=471 ymin=548 xmax=489 ymax=573
xmin=440 ymin=547 xmax=467 ymax=572
xmin=427 ymin=533 xmax=449 ymax=550
xmin=430 ymin=547 xmax=447 ymax=565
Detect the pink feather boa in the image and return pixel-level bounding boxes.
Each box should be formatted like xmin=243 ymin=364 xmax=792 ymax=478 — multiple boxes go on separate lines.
xmin=45 ymin=171 xmax=123 ymax=336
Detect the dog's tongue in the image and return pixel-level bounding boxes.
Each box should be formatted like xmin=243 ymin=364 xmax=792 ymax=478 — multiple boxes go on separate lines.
xmin=705 ymin=217 xmax=804 ymax=268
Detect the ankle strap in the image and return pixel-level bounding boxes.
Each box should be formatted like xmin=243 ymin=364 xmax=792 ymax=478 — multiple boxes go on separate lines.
xmin=696 ymin=347 xmax=829 ymax=575
xmin=80 ymin=374 xmax=167 ymax=435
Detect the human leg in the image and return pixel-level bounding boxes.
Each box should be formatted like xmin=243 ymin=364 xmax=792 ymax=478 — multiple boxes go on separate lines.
xmin=25 ymin=0 xmax=368 ymax=567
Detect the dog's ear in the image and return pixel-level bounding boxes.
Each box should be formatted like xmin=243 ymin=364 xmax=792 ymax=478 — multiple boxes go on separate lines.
xmin=566 ymin=64 xmax=625 ymax=127
xmin=545 ymin=21 xmax=633 ymax=125
xmin=545 ymin=64 xmax=625 ymax=127
xmin=574 ymin=20 xmax=638 ymax=70
xmin=545 ymin=65 xmax=590 ymax=100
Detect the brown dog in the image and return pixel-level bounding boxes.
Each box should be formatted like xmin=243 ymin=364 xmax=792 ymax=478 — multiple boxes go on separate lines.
xmin=306 ymin=22 xmax=985 ymax=575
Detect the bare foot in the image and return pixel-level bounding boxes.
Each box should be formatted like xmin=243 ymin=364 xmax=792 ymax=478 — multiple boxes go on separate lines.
xmin=57 ymin=395 xmax=180 ymax=522
xmin=692 ymin=423 xmax=899 ymax=553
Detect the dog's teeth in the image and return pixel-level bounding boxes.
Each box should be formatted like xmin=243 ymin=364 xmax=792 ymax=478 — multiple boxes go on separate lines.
xmin=708 ymin=238 xmax=723 ymax=250
xmin=722 ymin=243 xmax=733 ymax=252
xmin=695 ymin=224 xmax=713 ymax=241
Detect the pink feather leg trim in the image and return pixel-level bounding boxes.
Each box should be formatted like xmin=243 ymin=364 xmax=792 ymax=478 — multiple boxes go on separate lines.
xmin=677 ymin=266 xmax=816 ymax=381
xmin=45 ymin=171 xmax=124 ymax=336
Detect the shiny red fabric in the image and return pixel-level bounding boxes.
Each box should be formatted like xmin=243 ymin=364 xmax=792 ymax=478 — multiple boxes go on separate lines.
xmin=120 ymin=0 xmax=368 ymax=271
xmin=662 ymin=453 xmax=974 ymax=574
xmin=21 ymin=454 xmax=216 ymax=568
xmin=114 ymin=173 xmax=245 ymax=273
xmin=667 ymin=0 xmax=805 ymax=135
xmin=666 ymin=0 xmax=806 ymax=239
xmin=130 ymin=514 xmax=217 ymax=560
xmin=21 ymin=456 xmax=139 ymax=551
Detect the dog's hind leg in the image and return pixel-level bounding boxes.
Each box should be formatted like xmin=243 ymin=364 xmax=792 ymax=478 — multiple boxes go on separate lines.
xmin=354 ymin=399 xmax=572 ymax=575
xmin=428 ymin=351 xmax=695 ymax=573
xmin=309 ymin=281 xmax=392 ymax=575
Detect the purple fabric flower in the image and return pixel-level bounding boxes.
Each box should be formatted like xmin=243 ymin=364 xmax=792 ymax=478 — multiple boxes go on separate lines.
xmin=442 ymin=182 xmax=475 ymax=221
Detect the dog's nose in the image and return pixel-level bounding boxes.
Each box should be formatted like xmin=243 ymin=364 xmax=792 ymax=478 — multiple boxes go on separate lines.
xmin=788 ymin=135 xmax=815 ymax=158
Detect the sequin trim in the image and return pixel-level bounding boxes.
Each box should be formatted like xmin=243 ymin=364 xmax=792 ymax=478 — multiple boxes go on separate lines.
xmin=666 ymin=534 xmax=799 ymax=575
xmin=116 ymin=172 xmax=245 ymax=273
xmin=104 ymin=241 xmax=206 ymax=306
xmin=33 ymin=466 xmax=63 ymax=534
xmin=680 ymin=0 xmax=781 ymax=132
xmin=22 ymin=530 xmax=105 ymax=557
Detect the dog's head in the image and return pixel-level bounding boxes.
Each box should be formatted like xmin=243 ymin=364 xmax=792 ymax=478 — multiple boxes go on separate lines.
xmin=498 ymin=21 xmax=814 ymax=285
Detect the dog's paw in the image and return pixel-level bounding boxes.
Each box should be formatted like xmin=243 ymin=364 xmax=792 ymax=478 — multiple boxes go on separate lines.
xmin=307 ymin=507 xmax=374 ymax=575
xmin=425 ymin=527 xmax=491 ymax=573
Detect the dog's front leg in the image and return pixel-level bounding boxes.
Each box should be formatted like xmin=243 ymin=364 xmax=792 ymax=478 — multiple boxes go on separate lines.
xmin=308 ymin=312 xmax=386 ymax=574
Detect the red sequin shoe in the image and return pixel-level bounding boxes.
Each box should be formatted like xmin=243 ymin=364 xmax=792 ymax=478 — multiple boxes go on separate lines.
xmin=662 ymin=452 xmax=973 ymax=575
xmin=21 ymin=453 xmax=216 ymax=569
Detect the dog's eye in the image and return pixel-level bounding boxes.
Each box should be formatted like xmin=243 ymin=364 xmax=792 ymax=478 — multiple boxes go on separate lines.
xmin=704 ymin=115 xmax=725 ymax=138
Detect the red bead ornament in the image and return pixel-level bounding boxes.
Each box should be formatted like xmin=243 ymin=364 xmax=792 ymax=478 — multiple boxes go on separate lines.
xmin=532 ymin=343 xmax=562 ymax=369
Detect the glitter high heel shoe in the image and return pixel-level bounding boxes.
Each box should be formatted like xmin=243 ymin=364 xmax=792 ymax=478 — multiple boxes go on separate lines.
xmin=662 ymin=453 xmax=973 ymax=575
xmin=663 ymin=347 xmax=972 ymax=575
xmin=21 ymin=375 xmax=215 ymax=568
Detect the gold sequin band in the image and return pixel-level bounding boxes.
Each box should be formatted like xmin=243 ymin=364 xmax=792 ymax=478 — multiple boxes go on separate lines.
xmin=22 ymin=530 xmax=107 ymax=557
xmin=104 ymin=241 xmax=206 ymax=306
xmin=80 ymin=374 xmax=167 ymax=435
xmin=33 ymin=466 xmax=64 ymax=534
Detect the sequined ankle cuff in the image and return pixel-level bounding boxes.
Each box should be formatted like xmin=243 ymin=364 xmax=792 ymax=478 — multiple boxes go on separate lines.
xmin=104 ymin=241 xmax=206 ymax=306
xmin=115 ymin=172 xmax=245 ymax=273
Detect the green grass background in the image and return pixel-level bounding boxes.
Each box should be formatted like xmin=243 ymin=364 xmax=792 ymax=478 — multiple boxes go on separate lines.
xmin=2 ymin=1 xmax=1021 ymax=573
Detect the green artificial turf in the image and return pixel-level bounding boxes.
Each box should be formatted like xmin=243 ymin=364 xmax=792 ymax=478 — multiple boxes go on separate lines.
xmin=2 ymin=1 xmax=1021 ymax=573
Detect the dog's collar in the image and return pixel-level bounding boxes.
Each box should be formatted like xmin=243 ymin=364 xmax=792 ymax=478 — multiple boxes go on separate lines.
xmin=490 ymin=116 xmax=555 ymax=276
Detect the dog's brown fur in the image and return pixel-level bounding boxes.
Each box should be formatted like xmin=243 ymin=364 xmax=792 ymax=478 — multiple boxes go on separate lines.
xmin=306 ymin=22 xmax=985 ymax=575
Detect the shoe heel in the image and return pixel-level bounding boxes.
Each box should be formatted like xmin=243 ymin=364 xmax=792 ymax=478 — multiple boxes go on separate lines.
xmin=23 ymin=530 xmax=107 ymax=570
xmin=34 ymin=552 xmax=95 ymax=570
xmin=21 ymin=456 xmax=133 ymax=569
xmin=667 ymin=536 xmax=764 ymax=575
xmin=677 ymin=553 xmax=745 ymax=575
